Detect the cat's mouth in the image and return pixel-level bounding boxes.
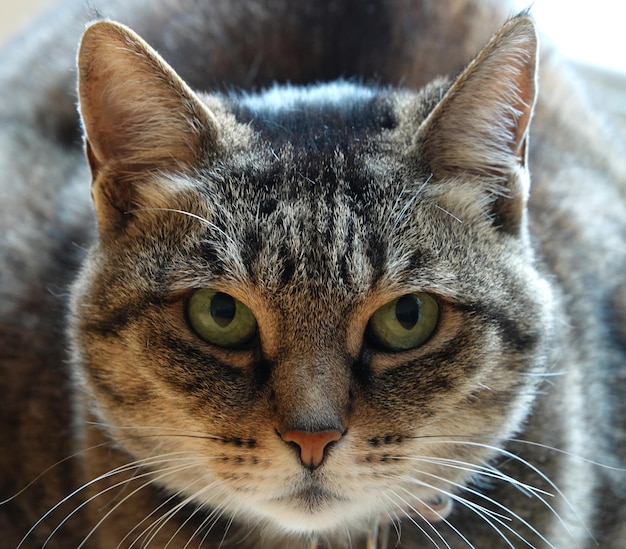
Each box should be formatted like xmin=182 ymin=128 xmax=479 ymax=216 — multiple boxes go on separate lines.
xmin=258 ymin=485 xmax=453 ymax=536
xmin=258 ymin=483 xmax=370 ymax=533
xmin=273 ymin=483 xmax=346 ymax=510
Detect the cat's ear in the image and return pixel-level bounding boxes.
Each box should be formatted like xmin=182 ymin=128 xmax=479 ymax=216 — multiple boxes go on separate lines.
xmin=417 ymin=15 xmax=538 ymax=234
xmin=77 ymin=21 xmax=219 ymax=228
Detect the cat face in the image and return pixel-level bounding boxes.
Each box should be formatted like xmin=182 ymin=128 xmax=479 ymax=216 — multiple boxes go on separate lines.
xmin=71 ymin=16 xmax=554 ymax=536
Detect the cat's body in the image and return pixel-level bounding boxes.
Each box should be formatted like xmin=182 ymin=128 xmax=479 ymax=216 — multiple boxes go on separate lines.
xmin=1 ymin=0 xmax=625 ymax=547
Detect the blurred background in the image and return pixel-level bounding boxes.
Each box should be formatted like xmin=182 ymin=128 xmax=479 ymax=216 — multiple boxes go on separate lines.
xmin=0 ymin=0 xmax=55 ymax=45
xmin=1 ymin=1 xmax=625 ymax=73
xmin=515 ymin=0 xmax=626 ymax=73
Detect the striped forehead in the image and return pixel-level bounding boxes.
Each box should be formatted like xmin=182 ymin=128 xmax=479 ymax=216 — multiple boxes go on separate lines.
xmin=236 ymin=150 xmax=387 ymax=295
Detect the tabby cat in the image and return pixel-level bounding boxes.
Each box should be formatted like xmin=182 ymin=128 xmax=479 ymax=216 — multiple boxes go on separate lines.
xmin=1 ymin=0 xmax=625 ymax=547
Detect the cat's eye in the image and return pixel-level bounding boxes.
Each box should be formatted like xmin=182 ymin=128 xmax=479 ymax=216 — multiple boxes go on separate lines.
xmin=367 ymin=293 xmax=439 ymax=352
xmin=186 ymin=289 xmax=257 ymax=348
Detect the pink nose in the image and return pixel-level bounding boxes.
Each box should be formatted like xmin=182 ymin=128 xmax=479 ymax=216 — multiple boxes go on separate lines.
xmin=280 ymin=429 xmax=343 ymax=469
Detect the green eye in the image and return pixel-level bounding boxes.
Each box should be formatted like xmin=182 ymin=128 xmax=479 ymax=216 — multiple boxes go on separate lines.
xmin=187 ymin=289 xmax=257 ymax=348
xmin=367 ymin=293 xmax=439 ymax=352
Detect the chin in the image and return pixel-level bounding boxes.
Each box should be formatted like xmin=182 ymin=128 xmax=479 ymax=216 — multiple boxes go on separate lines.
xmin=253 ymin=495 xmax=378 ymax=535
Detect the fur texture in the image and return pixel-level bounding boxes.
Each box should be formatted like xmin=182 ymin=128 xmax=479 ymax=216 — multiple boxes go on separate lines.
xmin=1 ymin=1 xmax=625 ymax=547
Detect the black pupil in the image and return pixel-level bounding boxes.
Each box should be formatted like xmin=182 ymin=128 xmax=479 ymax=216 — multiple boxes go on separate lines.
xmin=395 ymin=295 xmax=419 ymax=330
xmin=211 ymin=293 xmax=236 ymax=328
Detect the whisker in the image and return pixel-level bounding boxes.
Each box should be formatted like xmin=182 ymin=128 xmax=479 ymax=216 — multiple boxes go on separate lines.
xmin=383 ymin=506 xmax=403 ymax=548
xmin=381 ymin=491 xmax=445 ymax=549
xmin=146 ymin=478 xmax=239 ymax=549
xmin=519 ymin=371 xmax=565 ymax=378
xmin=162 ymin=486 xmax=219 ymax=548
xmin=386 ymin=463 xmax=555 ymax=549
xmin=109 ymin=463 xmax=211 ymax=548
xmin=392 ymin=484 xmax=475 ymax=549
xmin=384 ymin=186 xmax=408 ymax=231
xmin=194 ymin=494 xmax=241 ymax=549
xmin=217 ymin=507 xmax=237 ymax=549
xmin=390 ymin=176 xmax=432 ymax=234
xmin=507 ymin=437 xmax=626 ymax=472
xmin=86 ymin=421 xmax=229 ymax=442
xmin=129 ymin=207 xmax=237 ymax=248
xmin=388 ymin=477 xmax=517 ymax=549
xmin=135 ymin=481 xmax=214 ymax=548
xmin=217 ymin=510 xmax=264 ymax=549
xmin=409 ymin=432 xmax=626 ymax=473
xmin=417 ymin=438 xmax=584 ymax=540
xmin=453 ymin=499 xmax=517 ymax=549
xmin=397 ymin=455 xmax=553 ymax=499
xmin=63 ymin=460 xmax=203 ymax=548
xmin=17 ymin=452 xmax=192 ymax=548
xmin=4 ymin=424 xmax=225 ymax=513
xmin=1 ymin=438 xmax=134 ymax=507
xmin=390 ymin=476 xmax=508 ymax=548
xmin=434 ymin=204 xmax=463 ymax=224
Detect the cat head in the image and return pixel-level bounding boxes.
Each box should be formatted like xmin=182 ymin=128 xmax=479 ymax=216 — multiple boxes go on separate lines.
xmin=71 ymin=15 xmax=553 ymax=537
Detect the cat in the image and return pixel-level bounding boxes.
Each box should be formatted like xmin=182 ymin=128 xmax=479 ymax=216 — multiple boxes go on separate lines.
xmin=1 ymin=0 xmax=625 ymax=547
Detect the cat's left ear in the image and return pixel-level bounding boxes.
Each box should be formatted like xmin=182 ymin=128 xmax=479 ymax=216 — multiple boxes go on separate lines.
xmin=78 ymin=20 xmax=219 ymax=176
xmin=77 ymin=21 xmax=221 ymax=233
xmin=417 ymin=15 xmax=538 ymax=234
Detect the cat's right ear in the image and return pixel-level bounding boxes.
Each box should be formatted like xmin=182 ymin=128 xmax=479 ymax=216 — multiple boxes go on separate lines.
xmin=77 ymin=21 xmax=220 ymax=230
xmin=415 ymin=15 xmax=538 ymax=235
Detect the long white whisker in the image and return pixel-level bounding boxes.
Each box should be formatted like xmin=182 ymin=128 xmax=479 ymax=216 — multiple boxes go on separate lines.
xmin=17 ymin=452 xmax=197 ymax=548
xmin=110 ymin=462 xmax=210 ymax=548
xmin=384 ymin=506 xmax=403 ymax=548
xmin=142 ymin=477 xmax=236 ymax=549
xmin=2 ymin=437 xmax=154 ymax=507
xmin=135 ymin=481 xmax=215 ymax=549
xmin=381 ymin=491 xmax=444 ymax=549
xmin=386 ymin=465 xmax=554 ymax=549
xmin=419 ymin=438 xmax=584 ymax=539
xmin=391 ymin=476 xmax=517 ymax=549
xmin=162 ymin=485 xmax=221 ymax=548
xmin=70 ymin=460 xmax=203 ymax=548
xmin=434 ymin=204 xmax=463 ymax=224
xmin=194 ymin=493 xmax=242 ymax=548
xmin=398 ymin=455 xmax=553 ymax=498
xmin=387 ymin=483 xmax=475 ymax=549
xmin=507 ymin=437 xmax=626 ymax=472
xmin=389 ymin=474 xmax=513 ymax=548
xmin=401 ymin=492 xmax=454 ymax=549
xmin=219 ymin=508 xmax=264 ymax=549
xmin=383 ymin=186 xmax=407 ymax=231
xmin=217 ymin=508 xmax=238 ymax=549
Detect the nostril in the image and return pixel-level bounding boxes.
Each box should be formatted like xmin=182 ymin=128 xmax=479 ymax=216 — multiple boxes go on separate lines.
xmin=280 ymin=429 xmax=343 ymax=470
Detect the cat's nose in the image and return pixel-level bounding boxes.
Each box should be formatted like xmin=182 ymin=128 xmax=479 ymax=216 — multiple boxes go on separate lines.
xmin=280 ymin=429 xmax=343 ymax=470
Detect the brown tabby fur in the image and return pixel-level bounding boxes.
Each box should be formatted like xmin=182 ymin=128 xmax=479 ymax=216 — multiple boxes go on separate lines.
xmin=1 ymin=0 xmax=625 ymax=547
